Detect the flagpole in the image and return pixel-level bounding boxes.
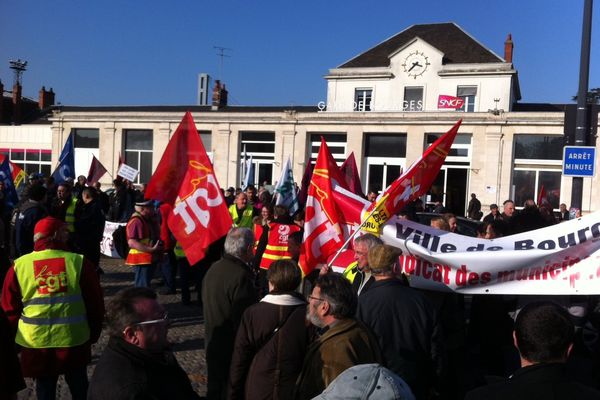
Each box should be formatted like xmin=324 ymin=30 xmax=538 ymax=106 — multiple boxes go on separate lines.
xmin=327 ymin=193 xmax=389 ymax=268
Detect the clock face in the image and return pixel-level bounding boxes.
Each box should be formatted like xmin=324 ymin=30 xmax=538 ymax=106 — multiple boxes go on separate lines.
xmin=402 ymin=50 xmax=430 ymax=79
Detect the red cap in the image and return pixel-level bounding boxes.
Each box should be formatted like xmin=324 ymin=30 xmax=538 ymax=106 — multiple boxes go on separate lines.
xmin=34 ymin=217 xmax=66 ymax=241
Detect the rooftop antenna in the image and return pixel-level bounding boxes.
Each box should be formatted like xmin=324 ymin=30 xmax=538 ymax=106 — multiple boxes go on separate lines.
xmin=9 ymin=59 xmax=28 ymax=86
xmin=213 ymin=46 xmax=232 ymax=81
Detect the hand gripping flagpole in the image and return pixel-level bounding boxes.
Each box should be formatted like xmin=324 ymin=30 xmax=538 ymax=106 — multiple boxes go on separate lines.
xmin=326 ymin=193 xmax=389 ymax=268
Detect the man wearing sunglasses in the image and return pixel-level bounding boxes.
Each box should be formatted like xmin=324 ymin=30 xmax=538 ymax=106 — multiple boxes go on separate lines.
xmin=88 ymin=287 xmax=199 ymax=399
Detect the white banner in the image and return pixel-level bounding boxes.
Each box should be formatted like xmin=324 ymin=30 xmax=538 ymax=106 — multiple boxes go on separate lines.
xmin=101 ymin=221 xmax=126 ymax=258
xmin=381 ymin=211 xmax=600 ymax=295
xmin=117 ymin=163 xmax=139 ymax=182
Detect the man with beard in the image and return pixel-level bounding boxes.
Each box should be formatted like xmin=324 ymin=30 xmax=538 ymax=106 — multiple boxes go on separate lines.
xmin=294 ymin=273 xmax=381 ymax=400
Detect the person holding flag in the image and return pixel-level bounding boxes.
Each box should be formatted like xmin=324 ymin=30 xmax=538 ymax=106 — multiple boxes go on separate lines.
xmin=144 ymin=111 xmax=232 ymax=266
xmin=51 ymin=133 xmax=75 ymax=185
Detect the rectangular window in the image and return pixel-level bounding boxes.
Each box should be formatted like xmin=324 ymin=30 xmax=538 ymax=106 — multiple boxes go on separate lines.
xmin=73 ymin=128 xmax=100 ymax=148
xmin=512 ymin=134 xmax=563 ymax=210
xmin=354 ymin=89 xmax=372 ymax=112
xmin=1 ymin=149 xmax=52 ymax=175
xmin=309 ymin=133 xmax=347 ymax=164
xmin=124 ymin=130 xmax=153 ymax=184
xmin=403 ymin=87 xmax=423 ymax=111
xmin=199 ymin=130 xmax=213 ymax=162
xmin=457 ymin=86 xmax=477 ymax=112
xmin=364 ymin=134 xmax=406 ymax=193
xmin=240 ymin=131 xmax=275 ymax=186
xmin=514 ymin=134 xmax=563 ymax=161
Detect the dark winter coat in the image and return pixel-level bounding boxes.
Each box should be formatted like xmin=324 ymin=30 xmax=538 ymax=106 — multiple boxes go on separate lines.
xmin=88 ymin=336 xmax=200 ymax=400
xmin=356 ymin=278 xmax=446 ymax=399
xmin=228 ymin=292 xmax=309 ymax=400
xmin=14 ymin=200 xmax=47 ymax=256
xmin=202 ymin=253 xmax=259 ymax=399
xmin=465 ymin=362 xmax=600 ymax=400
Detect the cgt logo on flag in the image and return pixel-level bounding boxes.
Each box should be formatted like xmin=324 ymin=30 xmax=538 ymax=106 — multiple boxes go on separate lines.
xmin=173 ymin=160 xmax=224 ymax=233
xmin=438 ymin=95 xmax=465 ymax=109
xmin=34 ymin=258 xmax=68 ymax=295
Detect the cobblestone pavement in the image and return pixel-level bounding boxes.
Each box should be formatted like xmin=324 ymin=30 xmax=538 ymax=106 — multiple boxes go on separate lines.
xmin=17 ymin=257 xmax=207 ymax=399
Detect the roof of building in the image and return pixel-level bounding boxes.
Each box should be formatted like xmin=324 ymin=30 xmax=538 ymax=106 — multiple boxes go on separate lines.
xmin=55 ymin=105 xmax=320 ymax=113
xmin=1 ymin=94 xmax=52 ymax=125
xmin=338 ymin=22 xmax=504 ymax=68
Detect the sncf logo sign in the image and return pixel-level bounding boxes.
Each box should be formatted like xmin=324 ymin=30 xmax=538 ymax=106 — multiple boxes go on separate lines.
xmin=34 ymin=257 xmax=68 ymax=294
xmin=437 ymin=95 xmax=465 ymax=109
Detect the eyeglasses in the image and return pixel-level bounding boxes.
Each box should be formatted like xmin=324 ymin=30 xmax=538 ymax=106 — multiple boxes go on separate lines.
xmin=134 ymin=312 xmax=170 ymax=326
xmin=308 ymin=295 xmax=325 ymax=303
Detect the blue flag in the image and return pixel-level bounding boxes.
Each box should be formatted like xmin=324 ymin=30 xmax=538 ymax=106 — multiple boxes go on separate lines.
xmin=51 ymin=133 xmax=75 ymax=184
xmin=0 ymin=157 xmax=19 ymax=208
xmin=274 ymin=157 xmax=299 ymax=215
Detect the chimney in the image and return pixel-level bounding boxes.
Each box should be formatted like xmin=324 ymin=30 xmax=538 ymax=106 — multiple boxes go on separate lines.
xmin=12 ymin=83 xmax=22 ymax=125
xmin=504 ymin=34 xmax=514 ymax=64
xmin=38 ymin=86 xmax=55 ymax=109
xmin=211 ymin=80 xmax=228 ymax=110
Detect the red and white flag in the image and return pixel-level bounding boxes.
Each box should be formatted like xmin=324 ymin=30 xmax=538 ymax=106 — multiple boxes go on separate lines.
xmin=86 ymin=155 xmax=108 ymax=186
xmin=145 ymin=112 xmax=232 ymax=264
xmin=299 ymin=138 xmax=349 ymax=275
xmin=361 ymin=119 xmax=462 ymax=232
xmin=537 ymin=185 xmax=549 ymax=206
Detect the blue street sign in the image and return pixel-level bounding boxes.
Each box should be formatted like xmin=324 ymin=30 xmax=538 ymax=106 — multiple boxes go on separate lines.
xmin=563 ymin=146 xmax=596 ymax=177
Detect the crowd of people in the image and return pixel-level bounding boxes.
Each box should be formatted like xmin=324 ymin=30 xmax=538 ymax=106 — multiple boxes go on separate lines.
xmin=1 ymin=173 xmax=600 ymax=400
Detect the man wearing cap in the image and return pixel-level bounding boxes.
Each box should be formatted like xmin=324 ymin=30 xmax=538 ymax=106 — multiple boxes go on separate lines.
xmin=356 ymin=244 xmax=446 ymax=399
xmin=295 ymin=273 xmax=382 ymax=400
xmin=125 ymin=200 xmax=161 ymax=288
xmin=1 ymin=216 xmax=104 ymax=400
xmin=483 ymin=203 xmax=501 ymax=224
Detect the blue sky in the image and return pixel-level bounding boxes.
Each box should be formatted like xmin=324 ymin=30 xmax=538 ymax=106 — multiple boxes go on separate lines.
xmin=1 ymin=0 xmax=598 ymax=107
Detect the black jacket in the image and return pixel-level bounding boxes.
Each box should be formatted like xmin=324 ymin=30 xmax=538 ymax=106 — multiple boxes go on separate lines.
xmin=15 ymin=200 xmax=47 ymax=256
xmin=202 ymin=254 xmax=259 ymax=399
xmin=356 ymin=278 xmax=446 ymax=399
xmin=465 ymin=362 xmax=600 ymax=400
xmin=228 ymin=292 xmax=309 ymax=400
xmin=88 ymin=336 xmax=199 ymax=400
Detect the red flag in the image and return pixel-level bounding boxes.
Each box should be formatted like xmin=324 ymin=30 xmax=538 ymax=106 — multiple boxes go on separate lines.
xmin=340 ymin=152 xmax=365 ymax=198
xmin=146 ymin=112 xmax=232 ymax=264
xmin=297 ymin=162 xmax=314 ymax=209
xmin=361 ymin=120 xmax=462 ymax=232
xmin=537 ymin=185 xmax=548 ymax=206
xmin=298 ymin=138 xmax=349 ymax=275
xmin=86 ymin=155 xmax=108 ymax=186
xmin=118 ymin=152 xmax=124 ymax=168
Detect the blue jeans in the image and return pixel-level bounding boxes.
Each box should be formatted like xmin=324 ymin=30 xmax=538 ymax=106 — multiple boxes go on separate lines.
xmin=36 ymin=367 xmax=88 ymax=400
xmin=134 ymin=263 xmax=155 ymax=287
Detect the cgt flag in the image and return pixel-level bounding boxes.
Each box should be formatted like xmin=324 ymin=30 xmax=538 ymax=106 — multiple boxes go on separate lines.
xmin=51 ymin=133 xmax=75 ymax=184
xmin=146 ymin=112 xmax=232 ymax=264
xmin=86 ymin=155 xmax=108 ymax=186
xmin=298 ymin=138 xmax=348 ymax=275
xmin=362 ymin=119 xmax=462 ymax=233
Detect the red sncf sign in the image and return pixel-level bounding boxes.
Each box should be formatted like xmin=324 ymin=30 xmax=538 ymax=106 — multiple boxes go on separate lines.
xmin=437 ymin=95 xmax=465 ymax=109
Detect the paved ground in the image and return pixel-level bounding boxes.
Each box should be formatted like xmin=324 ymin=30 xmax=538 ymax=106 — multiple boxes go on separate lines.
xmin=17 ymin=256 xmax=207 ymax=399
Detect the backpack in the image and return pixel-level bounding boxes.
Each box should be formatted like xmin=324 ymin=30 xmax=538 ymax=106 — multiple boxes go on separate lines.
xmin=112 ymin=225 xmax=129 ymax=259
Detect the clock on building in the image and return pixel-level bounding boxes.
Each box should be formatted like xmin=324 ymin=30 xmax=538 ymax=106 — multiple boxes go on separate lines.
xmin=402 ymin=50 xmax=430 ymax=78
